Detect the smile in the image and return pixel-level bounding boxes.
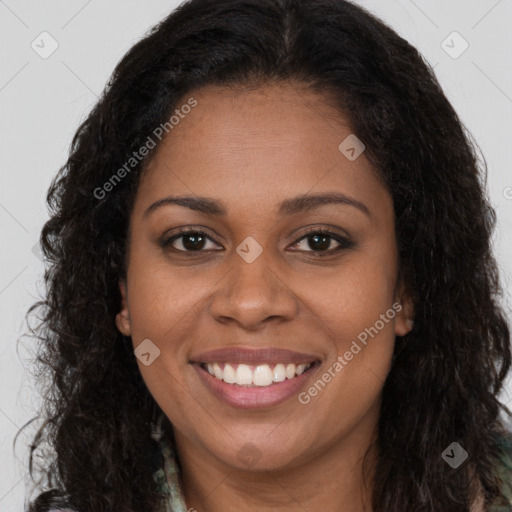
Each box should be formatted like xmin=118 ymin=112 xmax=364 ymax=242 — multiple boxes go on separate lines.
xmin=190 ymin=346 xmax=322 ymax=409
xmin=200 ymin=362 xmax=314 ymax=387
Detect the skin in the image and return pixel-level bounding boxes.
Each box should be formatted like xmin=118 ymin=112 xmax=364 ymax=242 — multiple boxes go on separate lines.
xmin=116 ymin=81 xmax=415 ymax=512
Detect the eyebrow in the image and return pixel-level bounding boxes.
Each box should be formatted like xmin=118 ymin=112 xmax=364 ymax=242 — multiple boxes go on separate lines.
xmin=143 ymin=192 xmax=371 ymax=219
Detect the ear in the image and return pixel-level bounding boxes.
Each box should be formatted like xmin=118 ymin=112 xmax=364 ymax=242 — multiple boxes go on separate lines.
xmin=115 ymin=278 xmax=132 ymax=336
xmin=394 ymin=278 xmax=415 ymax=337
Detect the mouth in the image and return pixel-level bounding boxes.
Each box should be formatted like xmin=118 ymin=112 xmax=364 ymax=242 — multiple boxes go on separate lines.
xmin=198 ymin=361 xmax=318 ymax=387
xmin=189 ymin=347 xmax=322 ymax=409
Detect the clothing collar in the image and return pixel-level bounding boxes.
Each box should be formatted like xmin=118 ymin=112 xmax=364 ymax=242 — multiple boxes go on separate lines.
xmin=152 ymin=437 xmax=188 ymax=512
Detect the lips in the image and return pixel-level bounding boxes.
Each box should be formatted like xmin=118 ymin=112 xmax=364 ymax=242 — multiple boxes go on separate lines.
xmin=189 ymin=347 xmax=322 ymax=409
xmin=189 ymin=347 xmax=320 ymax=365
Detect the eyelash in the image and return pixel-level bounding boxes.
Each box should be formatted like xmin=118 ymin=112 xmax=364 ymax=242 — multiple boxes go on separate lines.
xmin=160 ymin=227 xmax=354 ymax=256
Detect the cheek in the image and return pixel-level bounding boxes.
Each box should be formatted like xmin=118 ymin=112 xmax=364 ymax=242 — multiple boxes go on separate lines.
xmin=302 ymin=248 xmax=398 ymax=408
xmin=126 ymin=258 xmax=208 ymax=340
xmin=307 ymin=249 xmax=397 ymax=343
xmin=296 ymin=267 xmax=398 ymax=440
xmin=125 ymin=271 xmax=205 ymax=430
xmin=136 ymin=358 xmax=208 ymax=444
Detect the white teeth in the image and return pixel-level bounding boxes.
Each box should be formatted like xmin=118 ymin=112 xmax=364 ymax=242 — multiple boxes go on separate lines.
xmin=235 ymin=364 xmax=253 ymax=385
xmin=203 ymin=362 xmax=313 ymax=387
xmin=272 ymin=364 xmax=286 ymax=383
xmin=253 ymin=364 xmax=273 ymax=386
xmin=296 ymin=364 xmax=308 ymax=375
xmin=223 ymin=364 xmax=236 ymax=384
xmin=213 ymin=363 xmax=223 ymax=380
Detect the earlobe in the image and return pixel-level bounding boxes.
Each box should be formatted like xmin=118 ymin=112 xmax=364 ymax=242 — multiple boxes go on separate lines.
xmin=115 ymin=279 xmax=132 ymax=336
xmin=394 ymin=281 xmax=415 ymax=337
xmin=394 ymin=302 xmax=414 ymax=337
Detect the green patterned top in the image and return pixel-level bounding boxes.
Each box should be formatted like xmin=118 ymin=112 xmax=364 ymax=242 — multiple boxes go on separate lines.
xmin=152 ymin=434 xmax=512 ymax=512
xmin=152 ymin=439 xmax=188 ymax=512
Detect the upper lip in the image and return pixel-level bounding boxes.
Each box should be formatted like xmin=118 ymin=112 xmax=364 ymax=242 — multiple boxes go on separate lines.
xmin=190 ymin=347 xmax=321 ymax=365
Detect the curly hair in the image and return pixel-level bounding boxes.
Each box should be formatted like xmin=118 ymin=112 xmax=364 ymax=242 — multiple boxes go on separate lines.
xmin=17 ymin=0 xmax=512 ymax=510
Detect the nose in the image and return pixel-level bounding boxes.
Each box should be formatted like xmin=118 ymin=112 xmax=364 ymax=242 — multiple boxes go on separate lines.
xmin=209 ymin=248 xmax=298 ymax=330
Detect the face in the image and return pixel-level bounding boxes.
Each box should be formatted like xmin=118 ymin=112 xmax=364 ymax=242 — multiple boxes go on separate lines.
xmin=116 ymin=82 xmax=413 ymax=472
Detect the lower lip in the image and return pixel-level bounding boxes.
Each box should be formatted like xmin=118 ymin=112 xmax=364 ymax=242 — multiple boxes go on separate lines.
xmin=192 ymin=363 xmax=320 ymax=409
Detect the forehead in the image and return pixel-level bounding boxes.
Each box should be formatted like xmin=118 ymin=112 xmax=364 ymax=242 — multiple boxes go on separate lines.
xmin=134 ymin=82 xmax=391 ymax=220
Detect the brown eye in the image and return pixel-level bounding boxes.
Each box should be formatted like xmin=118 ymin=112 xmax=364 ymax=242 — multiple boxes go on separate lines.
xmin=290 ymin=229 xmax=354 ymax=254
xmin=160 ymin=230 xmax=221 ymax=252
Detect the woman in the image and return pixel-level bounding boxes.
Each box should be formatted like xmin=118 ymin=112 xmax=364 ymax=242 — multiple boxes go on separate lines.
xmin=20 ymin=0 xmax=512 ymax=510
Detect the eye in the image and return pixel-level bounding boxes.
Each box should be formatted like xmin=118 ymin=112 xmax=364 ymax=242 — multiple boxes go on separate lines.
xmin=160 ymin=227 xmax=353 ymax=255
xmin=289 ymin=228 xmax=354 ymax=255
xmin=160 ymin=229 xmax=221 ymax=253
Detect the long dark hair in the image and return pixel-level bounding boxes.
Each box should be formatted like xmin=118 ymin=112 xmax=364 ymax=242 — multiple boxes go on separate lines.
xmin=18 ymin=0 xmax=511 ymax=510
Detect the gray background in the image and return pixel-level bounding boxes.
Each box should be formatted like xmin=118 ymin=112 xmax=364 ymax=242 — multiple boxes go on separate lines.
xmin=1 ymin=0 xmax=511 ymax=509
